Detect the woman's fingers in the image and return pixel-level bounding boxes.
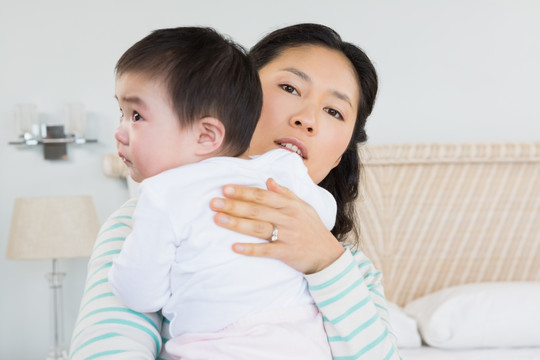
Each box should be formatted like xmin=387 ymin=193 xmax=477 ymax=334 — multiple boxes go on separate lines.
xmin=231 ymin=232 xmax=344 ymax=275
xmin=265 ymin=177 xmax=292 ymax=196
xmin=209 ymin=178 xmax=345 ymax=274
xmin=213 ymin=212 xmax=275 ymax=239
xmin=210 ymin=179 xmax=296 ymax=226
xmin=221 ymin=178 xmax=295 ymax=205
xmin=232 ymin=242 xmax=284 ymax=258
xmin=211 ymin=195 xmax=283 ymax=225
xmin=210 ymin=180 xmax=304 ymax=242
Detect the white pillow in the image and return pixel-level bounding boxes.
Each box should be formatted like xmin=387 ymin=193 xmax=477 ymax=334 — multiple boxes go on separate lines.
xmin=404 ymin=282 xmax=540 ymax=349
xmin=387 ymin=301 xmax=422 ymax=348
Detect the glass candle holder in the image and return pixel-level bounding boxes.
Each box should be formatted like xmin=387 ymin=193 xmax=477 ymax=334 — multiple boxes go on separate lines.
xmin=14 ymin=103 xmax=39 ymax=140
xmin=64 ymin=103 xmax=86 ymax=138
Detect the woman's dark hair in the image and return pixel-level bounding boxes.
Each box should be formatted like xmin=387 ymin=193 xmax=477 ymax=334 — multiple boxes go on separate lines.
xmin=250 ymin=23 xmax=378 ymax=245
xmin=116 ymin=27 xmax=262 ymax=157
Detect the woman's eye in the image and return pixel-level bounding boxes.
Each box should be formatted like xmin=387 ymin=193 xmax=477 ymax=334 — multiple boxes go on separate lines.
xmin=132 ymin=112 xmax=143 ymax=122
xmin=279 ymin=84 xmax=299 ymax=95
xmin=324 ymin=108 xmax=344 ymax=120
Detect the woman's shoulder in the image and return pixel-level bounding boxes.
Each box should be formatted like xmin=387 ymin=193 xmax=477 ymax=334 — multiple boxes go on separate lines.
xmin=102 ymin=199 xmax=137 ymax=227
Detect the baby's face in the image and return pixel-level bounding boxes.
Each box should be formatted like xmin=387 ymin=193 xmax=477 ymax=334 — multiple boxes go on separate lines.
xmin=114 ymin=72 xmax=200 ymax=182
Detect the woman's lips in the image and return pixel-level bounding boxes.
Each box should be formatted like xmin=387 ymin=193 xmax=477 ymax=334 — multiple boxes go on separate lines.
xmin=275 ymin=138 xmax=307 ymax=159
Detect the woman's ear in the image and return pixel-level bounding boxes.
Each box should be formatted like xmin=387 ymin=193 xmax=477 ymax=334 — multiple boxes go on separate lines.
xmin=194 ymin=117 xmax=225 ymax=156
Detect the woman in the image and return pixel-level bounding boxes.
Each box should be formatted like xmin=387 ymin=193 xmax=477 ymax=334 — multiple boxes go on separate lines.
xmin=70 ymin=23 xmax=399 ymax=360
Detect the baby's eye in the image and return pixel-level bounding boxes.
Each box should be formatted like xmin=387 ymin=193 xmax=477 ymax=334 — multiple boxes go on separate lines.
xmin=132 ymin=112 xmax=143 ymax=122
xmin=279 ymin=84 xmax=299 ymax=95
xmin=324 ymin=107 xmax=344 ymax=121
xmin=119 ymin=108 xmax=124 ymax=120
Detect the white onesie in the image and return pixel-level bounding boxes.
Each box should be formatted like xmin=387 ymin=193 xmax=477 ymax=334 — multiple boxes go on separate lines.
xmin=109 ymin=148 xmax=336 ymax=358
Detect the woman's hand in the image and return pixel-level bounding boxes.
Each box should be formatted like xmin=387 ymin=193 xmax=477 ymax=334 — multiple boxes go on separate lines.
xmin=209 ymin=178 xmax=345 ymax=274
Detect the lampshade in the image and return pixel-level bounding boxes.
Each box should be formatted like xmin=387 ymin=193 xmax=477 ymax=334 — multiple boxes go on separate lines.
xmin=7 ymin=196 xmax=100 ymax=260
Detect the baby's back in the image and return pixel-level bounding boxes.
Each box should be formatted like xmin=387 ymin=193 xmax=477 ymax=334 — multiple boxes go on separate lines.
xmin=143 ymin=150 xmax=332 ymax=337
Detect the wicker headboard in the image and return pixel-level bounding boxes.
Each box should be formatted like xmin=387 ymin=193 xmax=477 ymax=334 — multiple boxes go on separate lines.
xmin=356 ymin=142 xmax=540 ymax=307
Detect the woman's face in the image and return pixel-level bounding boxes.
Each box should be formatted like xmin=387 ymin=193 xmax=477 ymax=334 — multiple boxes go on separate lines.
xmin=247 ymin=45 xmax=360 ymax=184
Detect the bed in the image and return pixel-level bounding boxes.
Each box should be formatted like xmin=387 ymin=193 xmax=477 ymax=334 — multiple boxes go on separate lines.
xmin=356 ymin=142 xmax=540 ymax=359
xmin=102 ymin=141 xmax=540 ymax=359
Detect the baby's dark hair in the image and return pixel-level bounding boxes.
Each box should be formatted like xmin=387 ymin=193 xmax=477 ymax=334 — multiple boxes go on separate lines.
xmin=116 ymin=27 xmax=262 ymax=156
xmin=250 ymin=23 xmax=378 ymax=244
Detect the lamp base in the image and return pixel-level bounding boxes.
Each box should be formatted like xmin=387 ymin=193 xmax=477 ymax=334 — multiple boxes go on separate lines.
xmin=46 ymin=259 xmax=68 ymax=360
xmin=46 ymin=348 xmax=68 ymax=360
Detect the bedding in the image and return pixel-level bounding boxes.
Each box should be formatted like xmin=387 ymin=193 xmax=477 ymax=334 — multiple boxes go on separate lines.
xmin=386 ymin=302 xmax=421 ymax=349
xmin=404 ymin=282 xmax=540 ymax=349
xmin=401 ymin=346 xmax=540 ymax=360
xmin=355 ymin=142 xmax=540 ymax=358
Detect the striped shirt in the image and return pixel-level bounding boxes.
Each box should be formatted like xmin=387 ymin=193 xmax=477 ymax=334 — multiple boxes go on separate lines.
xmin=69 ymin=199 xmax=400 ymax=360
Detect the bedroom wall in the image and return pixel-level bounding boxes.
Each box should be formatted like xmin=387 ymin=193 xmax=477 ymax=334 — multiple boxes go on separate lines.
xmin=1 ymin=0 xmax=538 ymax=358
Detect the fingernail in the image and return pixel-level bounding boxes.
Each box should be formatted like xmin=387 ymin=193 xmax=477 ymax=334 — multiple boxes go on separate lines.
xmin=233 ymin=244 xmax=245 ymax=252
xmin=212 ymin=198 xmax=224 ymax=209
xmin=216 ymin=213 xmax=228 ymax=225
xmin=223 ymin=186 xmax=235 ymax=196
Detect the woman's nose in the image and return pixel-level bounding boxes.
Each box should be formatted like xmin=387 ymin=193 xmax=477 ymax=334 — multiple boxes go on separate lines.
xmin=290 ymin=106 xmax=317 ymax=135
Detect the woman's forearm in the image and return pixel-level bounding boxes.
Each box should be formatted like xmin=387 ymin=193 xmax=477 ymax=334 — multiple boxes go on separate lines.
xmin=306 ymin=249 xmax=401 ymax=360
xmin=69 ymin=199 xmax=167 ymax=360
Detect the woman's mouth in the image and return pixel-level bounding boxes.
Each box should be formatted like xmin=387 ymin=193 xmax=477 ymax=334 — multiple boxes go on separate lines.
xmin=276 ymin=140 xmax=307 ymax=159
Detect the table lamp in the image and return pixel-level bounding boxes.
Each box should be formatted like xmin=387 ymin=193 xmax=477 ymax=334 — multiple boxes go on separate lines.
xmin=7 ymin=196 xmax=100 ymax=360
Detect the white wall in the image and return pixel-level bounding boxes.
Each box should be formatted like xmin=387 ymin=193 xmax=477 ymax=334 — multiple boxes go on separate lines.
xmin=1 ymin=0 xmax=539 ymax=358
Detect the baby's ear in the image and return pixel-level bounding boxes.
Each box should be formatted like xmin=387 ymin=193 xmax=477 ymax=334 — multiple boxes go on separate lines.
xmin=194 ymin=117 xmax=225 ymax=156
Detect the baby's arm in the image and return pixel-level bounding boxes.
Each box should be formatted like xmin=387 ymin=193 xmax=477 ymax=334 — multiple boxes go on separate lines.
xmin=69 ymin=199 xmax=167 ymax=359
xmin=306 ymin=248 xmax=401 ymax=360
xmin=108 ymin=191 xmax=177 ymax=313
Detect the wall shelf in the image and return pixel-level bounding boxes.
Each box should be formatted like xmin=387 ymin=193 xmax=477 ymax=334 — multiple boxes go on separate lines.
xmin=8 ymin=125 xmax=97 ymax=160
xmin=9 ymin=137 xmax=97 ymax=146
